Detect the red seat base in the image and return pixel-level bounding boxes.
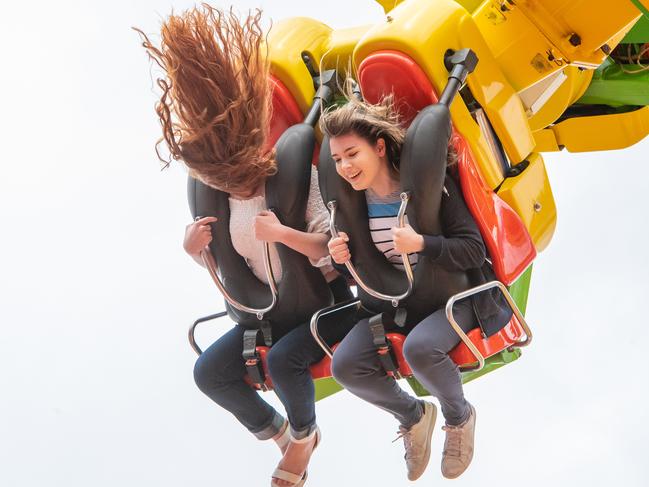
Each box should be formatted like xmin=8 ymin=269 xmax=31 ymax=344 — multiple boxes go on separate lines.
xmin=246 ymin=318 xmax=525 ymax=390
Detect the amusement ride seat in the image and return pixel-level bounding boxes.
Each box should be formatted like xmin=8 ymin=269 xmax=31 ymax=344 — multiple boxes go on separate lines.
xmin=311 ymin=49 xmax=537 ymax=393
xmin=188 ymin=71 xmax=352 ymax=400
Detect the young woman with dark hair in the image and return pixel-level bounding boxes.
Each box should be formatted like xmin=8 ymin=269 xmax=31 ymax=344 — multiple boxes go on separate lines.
xmin=321 ymin=93 xmax=511 ymax=480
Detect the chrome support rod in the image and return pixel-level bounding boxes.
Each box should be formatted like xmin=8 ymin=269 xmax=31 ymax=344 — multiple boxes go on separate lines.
xmin=200 ymin=240 xmax=278 ymax=320
xmin=327 ymin=192 xmax=414 ymax=307
xmin=188 ymin=311 xmax=229 ymax=356
xmin=445 ymin=280 xmax=533 ymax=372
xmin=309 ymin=299 xmax=361 ymax=358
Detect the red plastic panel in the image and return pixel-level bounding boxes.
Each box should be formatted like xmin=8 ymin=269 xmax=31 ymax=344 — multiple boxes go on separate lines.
xmin=454 ymin=135 xmax=536 ymax=285
xmin=385 ymin=333 xmax=413 ymax=377
xmin=250 ymin=318 xmax=524 ymax=386
xmin=389 ymin=317 xmax=525 ymax=372
xmin=358 ymin=51 xmax=436 ymax=126
xmin=358 ymin=50 xmax=536 ymax=284
xmin=447 ymin=318 xmax=525 ymax=366
xmin=309 ymin=343 xmax=341 ymax=380
xmin=269 ymin=75 xmax=320 ymax=166
xmin=268 ymin=76 xmax=303 ymax=149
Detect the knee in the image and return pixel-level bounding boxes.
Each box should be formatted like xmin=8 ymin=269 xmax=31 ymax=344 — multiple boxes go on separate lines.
xmin=193 ymin=353 xmax=227 ymax=394
xmin=193 ymin=354 xmax=212 ymax=393
xmin=266 ymin=346 xmax=291 ymax=380
xmin=403 ymin=336 xmax=442 ymax=372
xmin=331 ymin=348 xmax=361 ymax=387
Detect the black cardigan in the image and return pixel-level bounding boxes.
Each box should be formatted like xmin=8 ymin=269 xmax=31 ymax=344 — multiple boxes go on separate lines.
xmin=419 ymin=175 xmax=513 ymax=337
xmin=335 ymin=175 xmax=513 ymax=337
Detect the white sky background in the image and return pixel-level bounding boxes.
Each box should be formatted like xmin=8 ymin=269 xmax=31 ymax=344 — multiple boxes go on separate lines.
xmin=1 ymin=1 xmax=648 ymax=485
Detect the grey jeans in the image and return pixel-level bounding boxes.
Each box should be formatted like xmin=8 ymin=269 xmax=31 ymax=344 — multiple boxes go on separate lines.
xmin=331 ymin=300 xmax=475 ymax=427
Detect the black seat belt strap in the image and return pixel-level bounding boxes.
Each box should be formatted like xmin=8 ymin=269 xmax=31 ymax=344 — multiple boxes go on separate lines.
xmin=242 ymin=328 xmax=267 ymax=390
xmin=368 ymin=313 xmax=401 ymax=378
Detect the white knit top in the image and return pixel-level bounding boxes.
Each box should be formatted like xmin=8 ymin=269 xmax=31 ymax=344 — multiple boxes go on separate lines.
xmin=229 ymin=167 xmax=333 ymax=284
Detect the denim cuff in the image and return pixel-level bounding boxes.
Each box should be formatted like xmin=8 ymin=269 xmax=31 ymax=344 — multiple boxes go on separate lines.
xmin=290 ymin=423 xmax=317 ymax=441
xmin=252 ymin=411 xmax=286 ymax=441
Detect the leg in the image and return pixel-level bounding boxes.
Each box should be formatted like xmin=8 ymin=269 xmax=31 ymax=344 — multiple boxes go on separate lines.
xmin=268 ymin=308 xmax=355 ymax=437
xmin=193 ymin=325 xmax=284 ymax=440
xmin=402 ymin=301 xmax=475 ymax=426
xmin=331 ymin=318 xmax=422 ymax=427
xmin=267 ymin=316 xmax=353 ymax=487
xmin=402 ymin=301 xmax=478 ymax=479
xmin=332 ymin=318 xmax=438 ymax=481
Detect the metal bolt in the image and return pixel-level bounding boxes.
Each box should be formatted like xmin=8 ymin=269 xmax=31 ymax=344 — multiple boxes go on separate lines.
xmin=533 ymin=202 xmax=542 ymax=212
xmin=601 ymin=44 xmax=612 ymax=55
xmin=569 ymin=33 xmax=582 ymax=47
xmin=386 ymin=15 xmax=393 ymax=23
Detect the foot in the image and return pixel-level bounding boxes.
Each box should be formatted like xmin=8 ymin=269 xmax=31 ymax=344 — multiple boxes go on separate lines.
xmin=272 ymin=428 xmax=320 ymax=487
xmin=441 ymin=403 xmax=476 ymax=479
xmin=394 ymin=401 xmax=437 ymax=481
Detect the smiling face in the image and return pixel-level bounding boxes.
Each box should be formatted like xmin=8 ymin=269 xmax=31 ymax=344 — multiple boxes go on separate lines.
xmin=329 ymin=132 xmax=392 ymax=192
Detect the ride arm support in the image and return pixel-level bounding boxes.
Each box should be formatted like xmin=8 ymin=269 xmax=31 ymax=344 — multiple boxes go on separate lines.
xmin=418 ymin=176 xmax=486 ymax=270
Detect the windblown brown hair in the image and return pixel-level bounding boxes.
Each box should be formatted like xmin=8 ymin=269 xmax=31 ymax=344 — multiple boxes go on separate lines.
xmin=134 ymin=5 xmax=275 ymax=194
xmin=319 ymin=80 xmax=457 ymax=170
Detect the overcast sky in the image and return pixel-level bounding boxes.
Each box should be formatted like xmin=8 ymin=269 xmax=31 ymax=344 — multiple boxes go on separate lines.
xmin=1 ymin=1 xmax=648 ymax=486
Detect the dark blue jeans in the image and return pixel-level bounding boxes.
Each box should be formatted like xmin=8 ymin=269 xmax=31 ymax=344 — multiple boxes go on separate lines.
xmin=193 ymin=277 xmax=354 ymax=440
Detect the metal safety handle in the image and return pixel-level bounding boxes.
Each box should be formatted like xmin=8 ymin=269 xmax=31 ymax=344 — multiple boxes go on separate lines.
xmin=199 ymin=235 xmax=278 ymax=320
xmin=445 ymin=280 xmax=533 ymax=372
xmin=309 ymin=299 xmax=361 ymax=358
xmin=327 ymin=192 xmax=414 ymax=307
xmin=188 ymin=311 xmax=229 ymax=356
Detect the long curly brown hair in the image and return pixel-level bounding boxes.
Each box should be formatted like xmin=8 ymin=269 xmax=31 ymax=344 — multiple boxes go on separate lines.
xmin=135 ymin=5 xmax=276 ymax=194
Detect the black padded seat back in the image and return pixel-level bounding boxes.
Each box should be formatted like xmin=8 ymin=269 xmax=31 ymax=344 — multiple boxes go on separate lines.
xmin=319 ymin=104 xmax=469 ymax=325
xmin=189 ymin=123 xmax=333 ymax=329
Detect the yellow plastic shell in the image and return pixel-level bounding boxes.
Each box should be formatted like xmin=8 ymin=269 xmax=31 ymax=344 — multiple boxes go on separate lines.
xmin=497 ymin=153 xmax=557 ymax=252
xmin=474 ymin=0 xmax=642 ymax=94
xmin=551 ymin=107 xmax=649 ymax=153
xmin=267 ymin=18 xmax=371 ymax=115
xmin=353 ymin=0 xmax=536 ymax=189
xmin=526 ymin=66 xmax=593 ymax=132
xmin=266 ymin=18 xmax=332 ymax=114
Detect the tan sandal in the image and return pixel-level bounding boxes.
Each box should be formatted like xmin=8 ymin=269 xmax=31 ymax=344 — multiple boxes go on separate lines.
xmin=273 ymin=420 xmax=291 ymax=452
xmin=271 ymin=426 xmax=321 ymax=487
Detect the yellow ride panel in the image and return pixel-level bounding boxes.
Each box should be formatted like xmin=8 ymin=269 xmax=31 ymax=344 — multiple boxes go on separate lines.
xmin=474 ymin=0 xmax=641 ymax=95
xmin=551 ymin=107 xmax=649 ymax=153
xmin=266 ymin=17 xmax=333 ymax=114
xmin=526 ymin=66 xmax=593 ymax=132
xmin=497 ymin=153 xmax=557 ymax=252
xmin=353 ymin=0 xmax=536 ymax=189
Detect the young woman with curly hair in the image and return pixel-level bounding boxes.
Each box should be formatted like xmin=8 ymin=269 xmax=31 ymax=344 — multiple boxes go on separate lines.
xmin=136 ymin=6 xmax=351 ymax=486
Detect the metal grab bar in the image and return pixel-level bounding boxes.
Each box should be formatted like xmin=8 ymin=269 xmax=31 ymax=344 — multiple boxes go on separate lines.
xmin=327 ymin=192 xmax=414 ymax=307
xmin=445 ymin=280 xmax=533 ymax=372
xmin=309 ymin=299 xmax=362 ymax=358
xmin=188 ymin=311 xmax=229 ymax=356
xmin=199 ymin=238 xmax=279 ymax=320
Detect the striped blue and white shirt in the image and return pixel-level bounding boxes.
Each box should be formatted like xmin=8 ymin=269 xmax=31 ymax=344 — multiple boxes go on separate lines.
xmin=365 ymin=188 xmax=418 ymax=270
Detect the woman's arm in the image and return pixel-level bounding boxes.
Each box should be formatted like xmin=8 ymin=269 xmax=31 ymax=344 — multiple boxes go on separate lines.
xmin=417 ymin=175 xmax=486 ymax=270
xmin=391 ymin=176 xmax=485 ymax=270
xmin=253 ymin=210 xmax=329 ymax=261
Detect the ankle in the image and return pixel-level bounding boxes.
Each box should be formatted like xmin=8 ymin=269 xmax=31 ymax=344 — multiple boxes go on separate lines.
xmin=289 ymin=424 xmax=319 ymax=443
